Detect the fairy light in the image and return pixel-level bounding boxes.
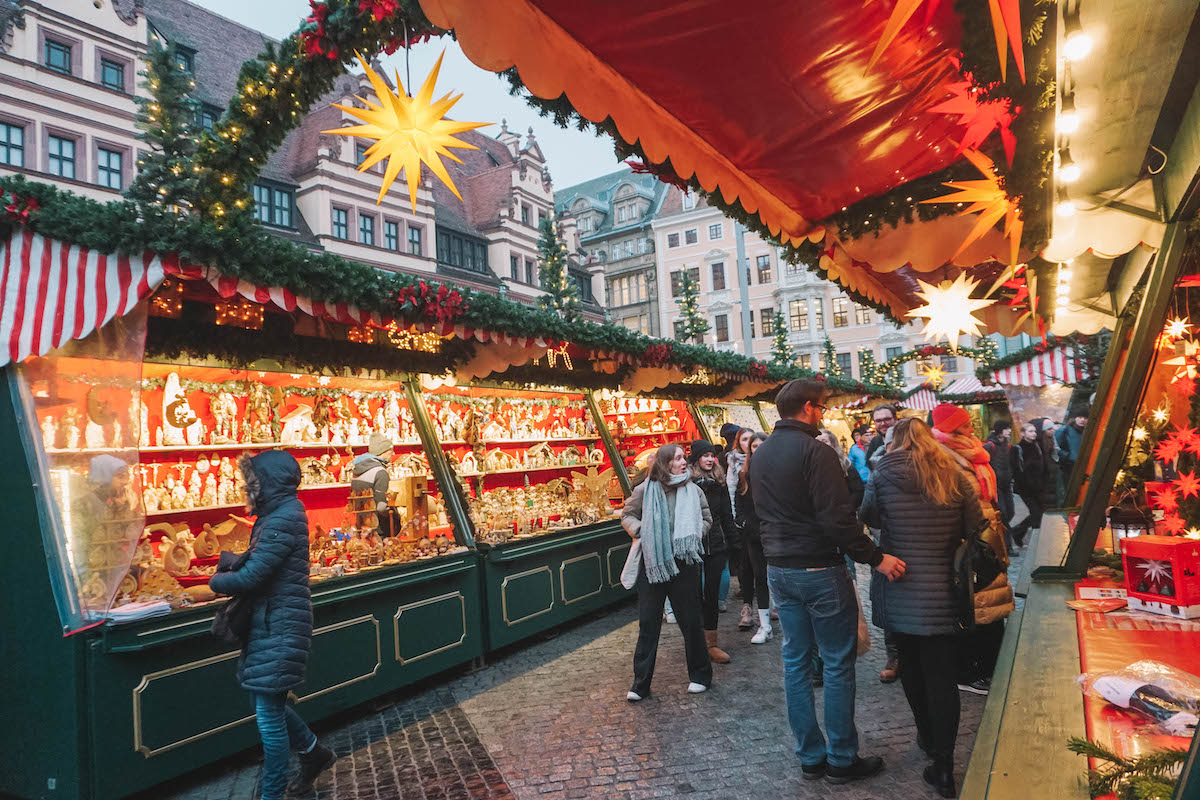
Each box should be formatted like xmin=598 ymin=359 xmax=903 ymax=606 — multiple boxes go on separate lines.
xmin=346 ymin=324 xmax=374 ymax=344
xmin=149 ymin=280 xmax=184 ymax=318
xmin=214 ymin=298 xmax=264 ymax=330
xmin=384 ymin=322 xmax=442 ymax=353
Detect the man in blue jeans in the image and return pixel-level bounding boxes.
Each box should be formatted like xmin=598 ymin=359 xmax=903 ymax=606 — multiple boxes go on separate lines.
xmin=749 ymin=379 xmax=907 ymax=784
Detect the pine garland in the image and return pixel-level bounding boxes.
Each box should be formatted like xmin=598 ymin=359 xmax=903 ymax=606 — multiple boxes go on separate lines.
xmin=1067 ymin=737 xmax=1186 ymax=800
xmin=129 ymin=43 xmax=200 ymax=213
xmin=536 ymin=216 xmax=581 ymax=321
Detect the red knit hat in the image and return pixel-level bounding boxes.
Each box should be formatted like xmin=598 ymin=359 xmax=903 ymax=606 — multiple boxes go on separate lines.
xmin=931 ymin=404 xmax=970 ymax=433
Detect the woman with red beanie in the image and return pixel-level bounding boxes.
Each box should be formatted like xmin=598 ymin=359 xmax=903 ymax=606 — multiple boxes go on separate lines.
xmin=929 ymin=404 xmax=1014 ymax=695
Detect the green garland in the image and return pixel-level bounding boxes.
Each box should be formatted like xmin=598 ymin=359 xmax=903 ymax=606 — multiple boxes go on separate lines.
xmin=1067 ymin=737 xmax=1185 ymax=800
xmin=936 ymin=390 xmax=1007 ymax=405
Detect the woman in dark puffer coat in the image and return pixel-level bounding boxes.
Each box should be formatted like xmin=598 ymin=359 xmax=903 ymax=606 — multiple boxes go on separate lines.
xmin=209 ymin=450 xmax=335 ymax=799
xmin=859 ymin=419 xmax=985 ymax=799
xmin=688 ymin=440 xmax=738 ymax=664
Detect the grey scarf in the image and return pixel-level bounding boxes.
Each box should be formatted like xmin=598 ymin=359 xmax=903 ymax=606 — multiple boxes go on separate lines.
xmin=641 ymin=472 xmax=703 ymax=583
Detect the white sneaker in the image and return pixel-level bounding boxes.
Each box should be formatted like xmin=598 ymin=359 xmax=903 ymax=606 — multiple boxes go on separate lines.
xmin=719 ymin=601 xmax=728 ymax=612
xmin=687 ymin=682 xmax=708 ymax=693
xmin=664 ymin=611 xmax=677 ymax=624
xmin=751 ymin=625 xmax=773 ymax=644
xmin=626 ymin=690 xmax=644 ymax=702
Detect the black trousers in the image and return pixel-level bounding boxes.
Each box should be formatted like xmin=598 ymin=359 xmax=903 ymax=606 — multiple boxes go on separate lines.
xmin=633 ymin=562 xmax=711 ymax=696
xmin=741 ymin=533 xmax=769 ymax=609
xmin=699 ymin=551 xmax=727 ymax=631
xmin=1013 ymin=492 xmax=1044 ymax=541
xmin=893 ymin=632 xmax=961 ymax=763
xmin=958 ymin=619 xmax=1006 ymax=683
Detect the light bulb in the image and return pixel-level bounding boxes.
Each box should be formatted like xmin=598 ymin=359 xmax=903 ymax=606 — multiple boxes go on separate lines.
xmin=1055 ymin=188 xmax=1077 ymax=217
xmin=1063 ymin=11 xmax=1092 ymax=61
xmin=1058 ymin=93 xmax=1080 ymax=134
xmin=1056 ymin=147 xmax=1080 ymax=183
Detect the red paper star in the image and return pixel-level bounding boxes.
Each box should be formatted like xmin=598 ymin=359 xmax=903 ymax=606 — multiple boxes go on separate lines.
xmin=1174 ymin=376 xmax=1197 ymax=396
xmin=1157 ymin=436 xmax=1185 ymax=462
xmin=1162 ymin=514 xmax=1187 ymax=535
xmin=1175 ymin=470 xmax=1200 ymax=499
xmin=1152 ymin=489 xmax=1179 ymax=514
xmin=927 ymin=74 xmax=1017 ymax=166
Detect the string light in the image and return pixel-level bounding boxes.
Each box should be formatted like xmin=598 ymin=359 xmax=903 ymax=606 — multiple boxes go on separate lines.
xmin=149 ymin=280 xmax=183 ymax=318
xmin=214 ymin=298 xmax=264 ymax=330
xmin=1056 ymin=147 xmax=1080 ymax=183
xmin=1063 ymin=6 xmax=1093 ymax=61
xmin=384 ymin=322 xmax=442 ymax=353
xmin=346 ymin=324 xmax=374 ymax=344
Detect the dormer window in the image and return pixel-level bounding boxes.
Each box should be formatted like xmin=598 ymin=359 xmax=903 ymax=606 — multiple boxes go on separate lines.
xmin=682 ymin=190 xmax=695 ymax=210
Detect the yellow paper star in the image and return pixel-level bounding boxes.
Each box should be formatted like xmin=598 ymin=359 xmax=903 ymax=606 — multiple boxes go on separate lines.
xmin=324 ymin=51 xmax=489 ymax=208
xmin=922 ymin=362 xmax=946 ymax=388
xmin=906 ymin=272 xmax=995 ymax=349
xmin=920 ymin=149 xmax=1024 ymax=266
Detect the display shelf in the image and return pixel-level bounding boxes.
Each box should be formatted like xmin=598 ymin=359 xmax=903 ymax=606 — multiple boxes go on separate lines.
xmin=481 ymin=436 xmax=600 ymax=444
xmin=142 ymin=481 xmax=377 ymax=518
xmin=45 ymin=440 xmax=426 ymax=455
xmin=461 ymin=462 xmax=605 ymax=478
xmin=611 ymin=429 xmax=686 ymax=436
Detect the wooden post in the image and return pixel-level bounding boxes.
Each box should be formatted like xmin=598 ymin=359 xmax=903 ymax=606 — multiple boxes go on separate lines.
xmin=1061 ymin=222 xmax=1191 ymax=574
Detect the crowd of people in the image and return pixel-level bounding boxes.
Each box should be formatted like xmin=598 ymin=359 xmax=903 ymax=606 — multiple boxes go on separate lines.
xmin=620 ymin=379 xmax=1089 ymax=798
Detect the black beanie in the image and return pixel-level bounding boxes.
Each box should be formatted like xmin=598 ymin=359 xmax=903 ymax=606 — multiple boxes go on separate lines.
xmin=719 ymin=423 xmax=740 ymax=443
xmin=688 ymin=439 xmax=718 ymax=464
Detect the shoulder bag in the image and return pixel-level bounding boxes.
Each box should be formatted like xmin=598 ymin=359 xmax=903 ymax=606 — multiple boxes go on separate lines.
xmin=210 ymin=533 xmax=260 ymax=645
xmin=951 ymin=519 xmax=1005 ymax=632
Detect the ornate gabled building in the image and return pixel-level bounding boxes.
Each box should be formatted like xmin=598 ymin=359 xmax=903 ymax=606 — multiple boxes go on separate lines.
xmin=0 ymin=0 xmax=602 ymax=317
xmin=555 ymin=167 xmax=669 ymax=335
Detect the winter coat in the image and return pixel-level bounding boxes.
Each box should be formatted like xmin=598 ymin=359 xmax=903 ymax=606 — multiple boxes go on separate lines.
xmin=845 ymin=466 xmax=865 ymax=510
xmin=748 ymin=419 xmax=883 ymax=568
xmin=350 ymin=453 xmax=391 ymax=512
xmin=694 ymin=474 xmax=737 ymax=555
xmin=209 ymin=451 xmax=313 ymax=694
xmin=734 ymin=485 xmax=759 ymax=542
xmin=848 ymin=443 xmax=870 ymax=482
xmin=984 ymin=434 xmax=1013 ymax=486
xmin=939 ymin=444 xmax=1015 ymax=624
xmin=860 ymin=452 xmax=985 ymax=635
xmin=726 ymin=451 xmax=745 ymax=515
xmin=620 ymin=479 xmax=713 ymax=544
xmin=1011 ymin=439 xmax=1046 ymax=498
xmin=1056 ymin=422 xmax=1084 ymax=465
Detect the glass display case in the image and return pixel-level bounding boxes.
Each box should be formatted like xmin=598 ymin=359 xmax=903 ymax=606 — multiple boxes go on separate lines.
xmin=420 ymin=383 xmax=623 ymax=544
xmin=599 ymin=394 xmax=704 ymax=479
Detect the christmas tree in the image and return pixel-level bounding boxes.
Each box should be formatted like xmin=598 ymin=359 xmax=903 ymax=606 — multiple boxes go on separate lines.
xmin=675 ymin=270 xmax=709 ymax=343
xmin=770 ymin=308 xmax=794 ymax=365
xmin=536 ymin=216 xmax=581 ymax=321
xmin=128 ymin=44 xmax=200 ymax=213
xmin=822 ymin=335 xmax=842 ymax=377
xmin=858 ymin=347 xmax=880 ymax=384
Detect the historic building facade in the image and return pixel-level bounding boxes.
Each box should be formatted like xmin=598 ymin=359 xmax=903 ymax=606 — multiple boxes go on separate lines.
xmin=0 ymin=0 xmax=602 ymax=315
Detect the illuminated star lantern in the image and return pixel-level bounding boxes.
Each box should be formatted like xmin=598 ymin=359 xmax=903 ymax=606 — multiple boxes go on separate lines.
xmin=921 ymin=362 xmax=946 ymax=388
xmin=1165 ymin=338 xmax=1200 ymax=383
xmin=1164 ymin=317 xmax=1193 ymax=342
xmin=866 ymin=0 xmax=1025 ymax=82
xmin=920 ymin=149 xmax=1024 ymax=266
xmin=1175 ymin=470 xmax=1200 ymax=499
xmin=1152 ymin=488 xmax=1179 ymax=514
xmin=1162 ymin=515 xmax=1186 ymax=536
xmin=1153 ymin=406 xmax=1171 ymax=424
xmin=325 ymin=51 xmax=489 ymax=208
xmin=906 ymin=272 xmax=994 ymax=350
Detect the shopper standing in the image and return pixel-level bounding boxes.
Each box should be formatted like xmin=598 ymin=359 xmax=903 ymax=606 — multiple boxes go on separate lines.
xmin=208 ymin=451 xmax=336 ymax=800
xmin=860 ymin=418 xmax=985 ymax=798
xmin=848 ymin=425 xmax=871 ymax=482
xmin=1055 ymin=407 xmax=1089 ymax=489
xmin=984 ymin=420 xmax=1015 ymax=543
xmin=621 ymin=444 xmax=713 ymax=700
xmin=690 ymin=440 xmax=737 ymax=663
xmin=750 ymin=379 xmax=906 ymax=784
xmin=725 ymin=427 xmax=758 ymax=630
xmin=1010 ymin=422 xmax=1047 ymax=548
xmin=735 ymin=432 xmax=771 ymax=643
xmin=864 ymin=404 xmax=901 ymax=683
xmin=865 ymin=404 xmax=898 ymax=466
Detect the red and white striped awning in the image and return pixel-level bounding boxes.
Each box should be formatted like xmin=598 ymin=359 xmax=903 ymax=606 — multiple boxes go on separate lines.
xmin=901 ymin=387 xmax=939 ymax=411
xmin=832 ymin=395 xmax=868 ymax=410
xmin=992 ymin=345 xmax=1081 ymax=387
xmin=939 ymin=375 xmax=1005 ymax=397
xmin=0 ymin=230 xmax=556 ymax=367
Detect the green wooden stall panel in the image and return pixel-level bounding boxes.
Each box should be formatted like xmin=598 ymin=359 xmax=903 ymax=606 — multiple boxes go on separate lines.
xmin=499 ymin=566 xmax=556 ymax=628
xmin=560 ymin=552 xmax=604 ymax=606
xmin=394 ymin=590 xmax=469 ymax=665
xmin=606 ymin=541 xmax=632 ymax=588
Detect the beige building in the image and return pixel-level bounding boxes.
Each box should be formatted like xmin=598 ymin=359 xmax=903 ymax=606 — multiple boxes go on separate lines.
xmin=0 ymin=0 xmax=602 ymax=315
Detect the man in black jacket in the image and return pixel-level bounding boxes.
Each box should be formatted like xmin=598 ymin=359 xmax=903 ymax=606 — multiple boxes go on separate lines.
xmin=864 ymin=404 xmax=898 ymax=466
xmin=750 ymin=379 xmax=906 ymax=785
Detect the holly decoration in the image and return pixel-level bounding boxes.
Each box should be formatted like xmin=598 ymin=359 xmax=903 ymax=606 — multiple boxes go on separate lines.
xmin=675 ymin=270 xmax=709 ymax=343
xmin=536 ymin=216 xmax=582 ymax=321
xmin=394 ymin=280 xmax=467 ymax=325
xmin=1 ymin=189 xmax=38 ymax=225
xmin=128 ymin=43 xmax=200 ymax=213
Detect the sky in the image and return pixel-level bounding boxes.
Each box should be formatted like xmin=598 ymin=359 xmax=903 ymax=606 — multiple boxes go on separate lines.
xmin=200 ymin=0 xmax=626 ymax=189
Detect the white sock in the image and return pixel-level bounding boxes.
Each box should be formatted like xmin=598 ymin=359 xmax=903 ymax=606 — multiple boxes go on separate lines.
xmin=758 ymin=609 xmax=771 ymax=629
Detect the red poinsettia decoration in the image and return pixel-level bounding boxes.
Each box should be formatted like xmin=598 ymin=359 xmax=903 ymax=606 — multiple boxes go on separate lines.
xmin=358 ymin=0 xmax=399 ymax=22
xmin=2 ymin=190 xmax=39 ymax=224
xmin=383 ymin=31 xmax=432 ymax=55
xmin=301 ymin=1 xmax=340 ymax=60
xmin=642 ymin=342 xmax=675 ymax=368
xmin=1175 ymin=470 xmax=1200 ymax=499
xmin=394 ymin=280 xmax=467 ymax=325
xmin=748 ymin=363 xmax=768 ymax=380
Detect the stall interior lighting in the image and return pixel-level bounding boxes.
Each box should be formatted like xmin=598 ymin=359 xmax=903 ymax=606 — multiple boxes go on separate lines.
xmin=214 ymin=298 xmax=264 ymax=330
xmin=1063 ymin=8 xmax=1093 ymax=62
xmin=1058 ymin=92 xmax=1080 ymax=134
xmin=385 ymin=322 xmax=442 ymax=353
xmin=1056 ymin=147 xmax=1080 ymax=183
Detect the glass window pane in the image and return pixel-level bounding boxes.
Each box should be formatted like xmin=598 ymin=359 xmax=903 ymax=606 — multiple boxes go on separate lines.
xmin=1 ymin=122 xmax=25 ymax=168
xmin=100 ymin=58 xmax=124 ymax=91
xmin=48 ymin=135 xmax=76 ymax=179
xmin=98 ymin=148 xmax=123 ymax=190
xmin=45 ymin=40 xmax=72 ymax=74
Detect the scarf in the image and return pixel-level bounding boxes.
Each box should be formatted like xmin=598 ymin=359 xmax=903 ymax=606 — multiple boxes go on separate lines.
xmin=641 ymin=472 xmax=704 ymax=583
xmin=932 ymin=427 xmax=998 ymax=503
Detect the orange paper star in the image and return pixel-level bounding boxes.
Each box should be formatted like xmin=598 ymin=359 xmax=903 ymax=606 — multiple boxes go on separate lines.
xmin=927 ymin=72 xmax=1017 ymax=166
xmin=1176 ymin=470 xmax=1200 ymax=499
xmin=866 ymin=0 xmax=1024 ymax=82
xmin=920 ymin=149 xmax=1023 ymax=265
xmin=1152 ymin=489 xmax=1179 ymax=514
xmin=1157 ymin=436 xmax=1185 ymax=462
xmin=1163 ymin=514 xmax=1187 ymax=536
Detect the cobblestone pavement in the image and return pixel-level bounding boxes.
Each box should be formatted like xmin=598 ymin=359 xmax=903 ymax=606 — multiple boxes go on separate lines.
xmin=158 ymin=543 xmax=1031 ymax=800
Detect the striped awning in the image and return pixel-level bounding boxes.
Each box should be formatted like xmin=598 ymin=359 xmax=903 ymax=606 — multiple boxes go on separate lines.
xmin=900 ymin=387 xmax=939 ymax=411
xmin=0 ymin=231 xmax=555 ymax=367
xmin=832 ymin=395 xmax=868 ymax=410
xmin=939 ymin=375 xmax=1005 ymax=397
xmin=992 ymin=345 xmax=1081 ymax=387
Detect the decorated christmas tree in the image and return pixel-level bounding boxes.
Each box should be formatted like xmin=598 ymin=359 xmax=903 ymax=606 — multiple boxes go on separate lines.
xmin=858 ymin=347 xmax=880 ymax=384
xmin=536 ymin=216 xmax=581 ymax=321
xmin=770 ymin=308 xmax=794 ymax=366
xmin=676 ymin=270 xmax=709 ymax=343
xmin=822 ymin=335 xmax=842 ymax=377
xmin=128 ymin=44 xmax=200 ymax=213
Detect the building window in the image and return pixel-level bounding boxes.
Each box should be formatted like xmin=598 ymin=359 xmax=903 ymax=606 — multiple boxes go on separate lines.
xmin=708 ymin=223 xmax=723 ymax=240
xmin=521 ymin=204 xmax=531 ymax=225
xmin=684 ymin=228 xmax=699 ymax=245
xmin=355 ymin=141 xmax=370 ymax=166
xmin=789 ymin=299 xmax=808 ymax=332
xmin=174 ymin=46 xmax=195 ymax=74
xmin=47 ymin=135 xmax=75 ymax=179
xmin=408 ymin=225 xmax=423 ymax=256
xmin=798 ymin=354 xmax=812 ymax=369
xmin=786 ymin=259 xmax=805 ymax=275
xmin=617 ymin=206 xmax=626 ymax=223
xmin=885 ymin=346 xmax=903 ymax=361
xmin=673 ymin=320 xmax=688 ymax=341
xmin=525 ymin=258 xmax=536 ymax=285
xmin=44 ymin=39 xmax=72 ymax=75
xmin=832 ymin=297 xmax=849 ymax=328
xmin=813 ymin=299 xmax=824 ymax=329
xmin=682 ymin=190 xmax=695 ymax=210
xmin=667 ymin=233 xmax=680 ymax=248
xmin=670 ymin=267 xmax=700 ymax=298
xmin=610 ymin=273 xmax=647 ymax=306
xmin=0 ymin=122 xmax=24 ymax=168
xmin=761 ymin=308 xmax=776 ymax=336
xmin=99 ymin=58 xmax=125 ymax=92
xmin=332 ymin=207 xmax=349 ymax=239
xmin=437 ymin=231 xmax=487 ymax=273
xmin=571 ymin=270 xmax=593 ymax=302
xmin=253 ymin=184 xmax=294 ymax=228
xmin=836 ymin=352 xmax=852 ymax=376
xmin=747 ymin=310 xmax=756 ymax=339
xmin=941 ymin=355 xmax=958 ymax=372
xmin=756 ymin=254 xmax=772 ymax=283
xmin=855 ymin=304 xmax=872 ymax=325
xmin=622 ymin=314 xmax=650 ymax=335
xmin=97 ymin=147 xmax=123 ymax=190
xmin=197 ymin=104 xmax=221 ymax=132
xmin=711 ymin=262 xmax=725 ymax=291
xmin=358 ymin=214 xmax=375 ymax=246
xmin=538 ymin=210 xmax=546 ymax=228
xmin=384 ymin=221 xmax=400 ymax=251
xmin=510 ymin=255 xmax=520 ymax=281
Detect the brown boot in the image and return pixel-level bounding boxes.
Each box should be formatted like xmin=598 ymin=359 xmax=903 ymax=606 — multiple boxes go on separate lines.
xmin=705 ymin=630 xmax=731 ymax=663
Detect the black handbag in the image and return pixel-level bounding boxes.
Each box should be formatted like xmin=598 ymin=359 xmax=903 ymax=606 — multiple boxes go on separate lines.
xmin=951 ymin=520 xmax=1005 ymax=631
xmin=210 ymin=535 xmax=259 ymax=645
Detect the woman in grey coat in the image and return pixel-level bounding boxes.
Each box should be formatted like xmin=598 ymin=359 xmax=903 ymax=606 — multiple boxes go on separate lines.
xmin=859 ymin=419 xmax=985 ymax=799
xmin=209 ymin=451 xmax=335 ymax=799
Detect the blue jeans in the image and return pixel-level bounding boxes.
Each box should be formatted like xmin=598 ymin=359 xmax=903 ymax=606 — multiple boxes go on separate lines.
xmin=768 ymin=564 xmax=859 ymax=768
xmin=252 ymin=691 xmax=318 ymax=800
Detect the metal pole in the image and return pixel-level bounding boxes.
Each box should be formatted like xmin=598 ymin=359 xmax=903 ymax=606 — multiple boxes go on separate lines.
xmin=735 ymin=222 xmax=753 ymax=356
